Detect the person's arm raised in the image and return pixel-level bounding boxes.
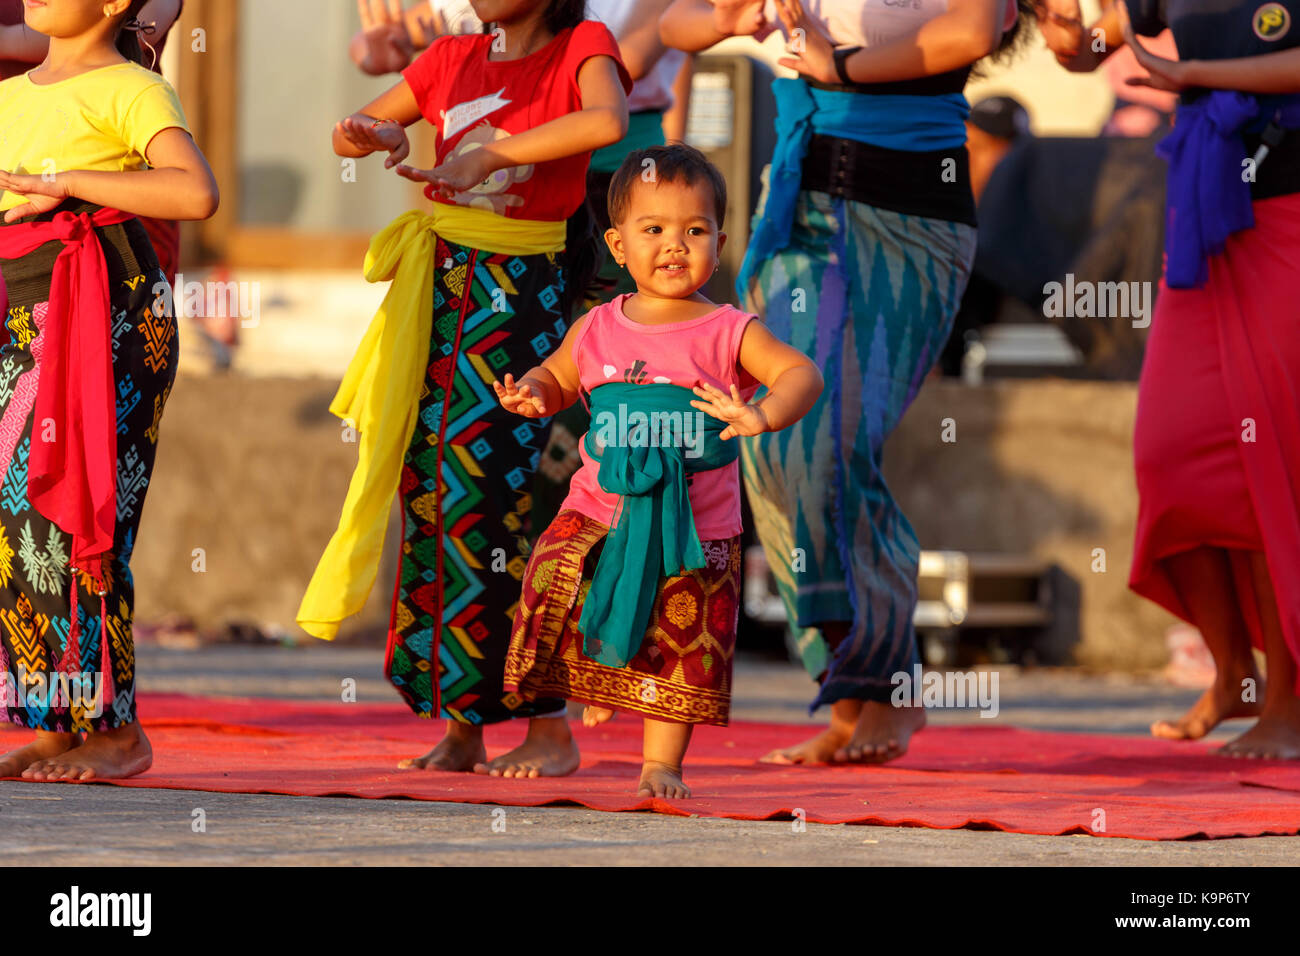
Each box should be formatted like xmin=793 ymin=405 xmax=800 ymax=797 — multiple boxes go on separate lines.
xmin=617 ymin=0 xmax=677 ymax=80
xmin=660 ymin=0 xmax=769 ymax=53
xmin=0 ymin=127 xmax=218 ymax=223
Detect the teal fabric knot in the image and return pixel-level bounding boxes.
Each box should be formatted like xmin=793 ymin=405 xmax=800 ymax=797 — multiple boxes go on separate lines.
xmin=577 ymin=382 xmax=738 ymax=668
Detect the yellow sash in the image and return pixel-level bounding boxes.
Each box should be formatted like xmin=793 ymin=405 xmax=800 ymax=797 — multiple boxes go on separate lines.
xmin=296 ymin=206 xmax=566 ymax=640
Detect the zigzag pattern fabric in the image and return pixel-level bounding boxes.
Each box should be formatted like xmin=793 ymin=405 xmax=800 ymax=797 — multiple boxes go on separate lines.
xmin=738 ymin=191 xmax=975 ymax=709
xmin=385 ymin=236 xmax=568 ymax=724
xmin=0 ymin=224 xmax=176 ymax=731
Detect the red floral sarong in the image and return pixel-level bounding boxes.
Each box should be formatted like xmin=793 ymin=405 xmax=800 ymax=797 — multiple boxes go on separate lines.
xmin=505 ymin=510 xmax=740 ymax=725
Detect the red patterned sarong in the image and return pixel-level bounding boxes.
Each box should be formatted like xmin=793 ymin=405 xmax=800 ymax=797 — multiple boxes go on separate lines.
xmin=505 ymin=510 xmax=740 ymax=725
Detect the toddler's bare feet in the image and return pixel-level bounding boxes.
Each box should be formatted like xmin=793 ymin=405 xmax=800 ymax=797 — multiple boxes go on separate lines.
xmin=833 ymin=700 xmax=926 ymax=763
xmin=1151 ymin=673 xmax=1262 ymax=741
xmin=761 ymin=697 xmax=860 ymax=764
xmin=474 ymin=715 xmax=580 ymax=778
xmin=582 ymin=705 xmax=615 ymax=728
xmin=22 ymin=723 xmax=152 ymax=781
xmin=399 ymin=720 xmax=485 ymax=771
xmin=638 ymin=760 xmax=690 ymax=799
xmin=0 ymin=732 xmax=80 ymax=779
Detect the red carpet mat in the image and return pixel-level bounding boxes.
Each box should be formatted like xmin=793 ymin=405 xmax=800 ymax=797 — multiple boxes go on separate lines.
xmin=4 ymin=692 xmax=1300 ymax=840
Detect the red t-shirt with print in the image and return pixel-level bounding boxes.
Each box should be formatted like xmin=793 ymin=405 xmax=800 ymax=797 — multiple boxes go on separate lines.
xmin=401 ymin=20 xmax=632 ymax=222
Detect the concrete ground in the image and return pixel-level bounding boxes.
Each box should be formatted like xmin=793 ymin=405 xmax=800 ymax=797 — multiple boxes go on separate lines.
xmin=2 ymin=645 xmax=1297 ymax=866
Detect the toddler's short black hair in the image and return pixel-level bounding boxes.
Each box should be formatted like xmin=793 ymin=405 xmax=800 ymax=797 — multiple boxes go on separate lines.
xmin=607 ymin=143 xmax=728 ymax=230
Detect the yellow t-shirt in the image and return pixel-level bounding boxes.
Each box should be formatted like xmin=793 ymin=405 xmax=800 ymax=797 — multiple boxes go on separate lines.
xmin=0 ymin=61 xmax=190 ymax=212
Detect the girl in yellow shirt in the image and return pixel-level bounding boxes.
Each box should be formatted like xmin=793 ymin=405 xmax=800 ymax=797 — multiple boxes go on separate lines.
xmin=0 ymin=0 xmax=217 ymax=783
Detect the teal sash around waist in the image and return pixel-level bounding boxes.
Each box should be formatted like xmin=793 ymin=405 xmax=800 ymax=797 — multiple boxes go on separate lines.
xmin=577 ymin=382 xmax=738 ymax=668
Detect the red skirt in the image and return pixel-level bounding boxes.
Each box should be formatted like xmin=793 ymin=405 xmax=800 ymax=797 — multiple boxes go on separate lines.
xmin=1130 ymin=193 xmax=1300 ymax=688
xmin=504 ymin=510 xmax=741 ymax=725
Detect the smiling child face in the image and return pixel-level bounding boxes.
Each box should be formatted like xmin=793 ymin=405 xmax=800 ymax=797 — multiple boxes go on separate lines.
xmin=605 ymin=176 xmax=727 ymax=301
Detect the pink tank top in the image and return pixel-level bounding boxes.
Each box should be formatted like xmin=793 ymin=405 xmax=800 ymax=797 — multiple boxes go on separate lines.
xmin=559 ymin=293 xmax=760 ymax=540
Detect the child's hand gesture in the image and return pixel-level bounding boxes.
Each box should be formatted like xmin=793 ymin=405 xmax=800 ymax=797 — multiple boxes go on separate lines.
xmin=691 ymin=382 xmax=769 ymax=440
xmin=335 ymin=114 xmax=411 ymax=168
xmin=0 ymin=170 xmax=72 ymax=223
xmin=494 ymin=373 xmax=548 ymax=417
xmin=394 ymin=148 xmax=495 ymax=200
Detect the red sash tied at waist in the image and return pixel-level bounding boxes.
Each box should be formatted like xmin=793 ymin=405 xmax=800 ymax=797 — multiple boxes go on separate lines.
xmin=0 ymin=207 xmax=135 ymax=570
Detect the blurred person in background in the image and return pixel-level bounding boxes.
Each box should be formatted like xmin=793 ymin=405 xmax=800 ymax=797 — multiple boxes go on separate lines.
xmin=662 ymin=0 xmax=1031 ymax=766
xmin=1041 ymin=0 xmax=1300 ymax=758
xmin=946 ymin=88 xmax=1166 ymax=379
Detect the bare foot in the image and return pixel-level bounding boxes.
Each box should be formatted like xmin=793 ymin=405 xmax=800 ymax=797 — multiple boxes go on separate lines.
xmin=760 ymin=698 xmax=861 ymax=765
xmin=474 ymin=716 xmax=580 ymax=778
xmin=399 ymin=720 xmax=486 ymax=771
xmin=582 ymin=705 xmax=615 ymax=728
xmin=1152 ymin=673 xmax=1262 ymax=741
xmin=638 ymin=760 xmax=690 ymax=798
xmin=1217 ymin=705 xmax=1300 ymax=759
xmin=0 ymin=732 xmax=80 ymax=779
xmin=833 ymin=700 xmax=926 ymax=764
xmin=22 ymin=723 xmax=152 ymax=781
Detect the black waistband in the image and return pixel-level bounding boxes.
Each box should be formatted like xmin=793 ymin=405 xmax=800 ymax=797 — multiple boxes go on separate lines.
xmin=1243 ymin=128 xmax=1300 ymax=200
xmin=806 ymin=66 xmax=972 ymax=98
xmin=0 ymin=199 xmax=155 ymax=307
xmin=800 ymin=133 xmax=977 ymax=226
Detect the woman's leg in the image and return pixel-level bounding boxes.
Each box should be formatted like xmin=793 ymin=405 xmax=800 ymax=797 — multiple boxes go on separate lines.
xmin=22 ymin=249 xmax=177 ymax=780
xmin=1150 ymin=547 xmax=1260 ymax=739
xmin=1219 ymin=551 xmax=1300 ymax=757
xmin=389 ymin=240 xmax=574 ymax=772
xmin=746 ymin=194 xmax=974 ymax=765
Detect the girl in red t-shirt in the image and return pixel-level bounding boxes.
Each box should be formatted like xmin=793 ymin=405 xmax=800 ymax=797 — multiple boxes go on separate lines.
xmin=310 ymin=0 xmax=631 ymax=778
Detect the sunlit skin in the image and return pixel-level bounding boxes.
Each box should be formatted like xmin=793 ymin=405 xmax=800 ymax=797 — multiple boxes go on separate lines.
xmin=0 ymin=0 xmax=214 ymax=783
xmin=496 ymin=172 xmax=824 ymax=796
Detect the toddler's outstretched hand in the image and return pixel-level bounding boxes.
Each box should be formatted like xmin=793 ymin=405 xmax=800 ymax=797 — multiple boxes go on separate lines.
xmin=494 ymin=373 xmax=548 ymax=417
xmin=691 ymin=382 xmax=769 ymax=440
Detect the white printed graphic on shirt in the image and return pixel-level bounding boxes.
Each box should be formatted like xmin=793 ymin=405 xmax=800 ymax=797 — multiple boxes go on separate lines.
xmin=440 ymin=88 xmax=511 ymax=141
